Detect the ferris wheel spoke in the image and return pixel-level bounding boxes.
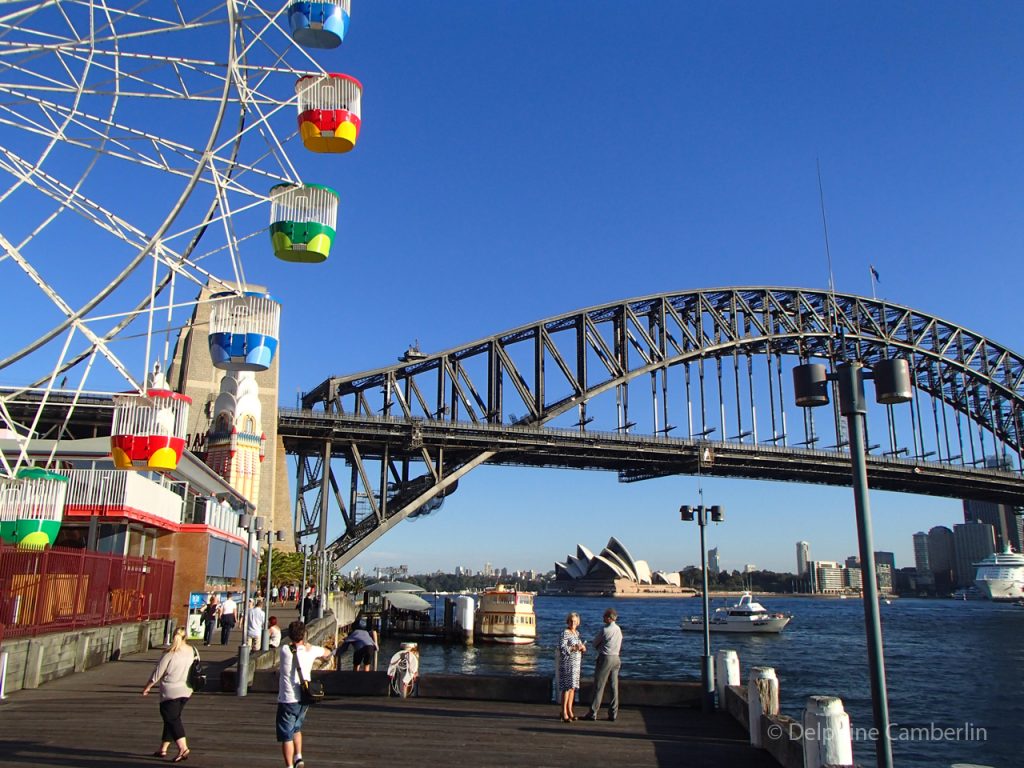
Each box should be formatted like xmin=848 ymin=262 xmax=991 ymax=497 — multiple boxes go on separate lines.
xmin=0 ymin=146 xmax=154 ymax=252
xmin=0 ymin=231 xmax=141 ymax=388
xmin=1 ymin=68 xmax=301 ymax=192
xmin=0 ymin=11 xmax=226 ymax=53
xmin=2 ymin=0 xmax=336 ymax=422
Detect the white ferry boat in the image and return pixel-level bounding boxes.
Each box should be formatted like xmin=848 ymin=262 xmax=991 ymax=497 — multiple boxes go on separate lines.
xmin=681 ymin=592 xmax=792 ymax=634
xmin=474 ymin=584 xmax=537 ymax=644
xmin=974 ymin=547 xmax=1024 ymax=601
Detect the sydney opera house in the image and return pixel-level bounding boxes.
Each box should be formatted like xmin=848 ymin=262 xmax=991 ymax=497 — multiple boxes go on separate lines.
xmin=553 ymin=537 xmax=696 ymax=596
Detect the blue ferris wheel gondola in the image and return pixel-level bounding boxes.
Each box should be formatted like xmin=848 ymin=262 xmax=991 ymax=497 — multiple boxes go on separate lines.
xmin=207 ymin=292 xmax=281 ymax=372
xmin=288 ymin=1 xmax=351 ymax=49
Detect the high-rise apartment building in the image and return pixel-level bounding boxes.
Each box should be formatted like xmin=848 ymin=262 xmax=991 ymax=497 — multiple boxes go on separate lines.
xmin=927 ymin=526 xmax=957 ymax=593
xmin=913 ymin=531 xmax=933 ymax=587
xmin=874 ymin=551 xmax=896 ymax=571
xmin=964 ymin=498 xmax=1023 ymax=554
xmin=796 ymin=541 xmax=810 ymax=576
xmin=953 ymin=521 xmax=997 ymax=588
xmin=809 ymin=560 xmax=844 ymax=593
xmin=708 ymin=547 xmax=721 ymax=575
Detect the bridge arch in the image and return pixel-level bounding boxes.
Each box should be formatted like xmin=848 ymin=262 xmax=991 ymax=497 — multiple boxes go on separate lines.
xmin=284 ymin=287 xmax=1024 ymax=563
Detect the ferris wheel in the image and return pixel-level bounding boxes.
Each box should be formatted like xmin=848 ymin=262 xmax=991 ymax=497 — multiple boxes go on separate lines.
xmin=0 ymin=1 xmax=360 ymax=471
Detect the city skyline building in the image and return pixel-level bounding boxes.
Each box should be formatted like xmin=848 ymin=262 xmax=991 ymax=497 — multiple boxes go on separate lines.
xmin=913 ymin=531 xmax=934 ymax=587
xmin=963 ymin=497 xmax=1023 ymax=554
xmin=809 ymin=560 xmax=842 ymax=593
xmin=708 ymin=547 xmax=721 ymax=575
xmin=844 ymin=565 xmax=863 ymax=590
xmin=928 ymin=525 xmax=957 ymax=593
xmin=876 ymin=564 xmax=893 ymax=594
xmin=796 ymin=541 xmax=810 ymax=577
xmin=953 ymin=521 xmax=997 ymax=588
xmin=874 ymin=551 xmax=896 ymax=571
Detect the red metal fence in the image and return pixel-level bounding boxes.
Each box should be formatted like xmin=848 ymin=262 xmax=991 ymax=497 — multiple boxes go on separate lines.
xmin=0 ymin=545 xmax=175 ymax=641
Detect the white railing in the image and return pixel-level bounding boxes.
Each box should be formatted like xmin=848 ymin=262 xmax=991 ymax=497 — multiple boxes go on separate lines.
xmin=63 ymin=469 xmax=184 ymax=527
xmin=199 ymin=498 xmax=256 ymax=550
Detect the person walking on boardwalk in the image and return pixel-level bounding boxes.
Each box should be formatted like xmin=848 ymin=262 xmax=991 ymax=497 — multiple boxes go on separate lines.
xmin=336 ymin=618 xmax=379 ymax=671
xmin=200 ymin=594 xmax=218 ymax=646
xmin=582 ymin=608 xmax=623 ymax=722
xmin=142 ymin=626 xmax=193 ymax=762
xmin=556 ymin=612 xmax=586 ymax=722
xmin=301 ymin=586 xmax=318 ymax=625
xmin=218 ymin=593 xmax=238 ymax=645
xmin=246 ymin=598 xmax=266 ymax=650
xmin=277 ymin=620 xmax=331 ymax=768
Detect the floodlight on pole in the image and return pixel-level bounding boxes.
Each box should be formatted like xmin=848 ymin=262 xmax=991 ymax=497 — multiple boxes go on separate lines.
xmin=792 ymin=357 xmax=911 ymax=768
xmin=679 ymin=503 xmax=725 ymax=713
xmin=261 ymin=529 xmax=286 ymax=651
xmin=236 ymin=514 xmax=264 ymax=697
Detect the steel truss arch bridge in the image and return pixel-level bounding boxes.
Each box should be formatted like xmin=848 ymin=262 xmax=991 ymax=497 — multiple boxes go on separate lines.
xmin=279 ymin=287 xmax=1024 ymax=565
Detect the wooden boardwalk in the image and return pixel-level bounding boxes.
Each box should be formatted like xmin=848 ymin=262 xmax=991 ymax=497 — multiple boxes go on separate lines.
xmin=0 ymin=646 xmax=778 ymax=768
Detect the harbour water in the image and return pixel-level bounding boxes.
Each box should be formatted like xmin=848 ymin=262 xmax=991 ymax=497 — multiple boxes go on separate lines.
xmin=376 ymin=594 xmax=1020 ymax=768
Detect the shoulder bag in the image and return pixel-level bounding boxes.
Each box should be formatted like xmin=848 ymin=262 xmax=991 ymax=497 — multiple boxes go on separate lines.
xmin=187 ymin=648 xmax=207 ymax=691
xmin=290 ymin=644 xmax=325 ymax=705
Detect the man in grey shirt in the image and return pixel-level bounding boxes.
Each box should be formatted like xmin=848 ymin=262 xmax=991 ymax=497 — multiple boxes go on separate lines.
xmin=582 ymin=608 xmax=622 ymax=721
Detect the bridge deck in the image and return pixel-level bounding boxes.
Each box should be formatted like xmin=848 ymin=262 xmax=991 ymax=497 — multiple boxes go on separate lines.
xmin=0 ymin=645 xmax=777 ymax=768
xmin=278 ymin=408 xmax=1024 ymax=505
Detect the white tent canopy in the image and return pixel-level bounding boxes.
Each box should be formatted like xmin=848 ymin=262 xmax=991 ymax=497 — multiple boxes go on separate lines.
xmin=382 ymin=592 xmax=430 ymax=612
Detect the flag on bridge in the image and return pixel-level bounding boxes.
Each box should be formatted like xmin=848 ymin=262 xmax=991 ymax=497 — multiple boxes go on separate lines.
xmin=870 ymin=265 xmax=881 ymax=283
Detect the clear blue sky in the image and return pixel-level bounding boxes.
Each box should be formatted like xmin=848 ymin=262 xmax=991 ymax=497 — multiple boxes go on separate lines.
xmin=309 ymin=2 xmax=1023 ymax=577
xmin=3 ymin=3 xmax=1022 ymax=575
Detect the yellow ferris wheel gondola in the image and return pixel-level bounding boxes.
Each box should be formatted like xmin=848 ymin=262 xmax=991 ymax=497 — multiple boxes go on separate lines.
xmin=296 ymin=74 xmax=363 ymax=153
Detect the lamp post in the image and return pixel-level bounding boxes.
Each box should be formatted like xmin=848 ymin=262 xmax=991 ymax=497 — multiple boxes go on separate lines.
xmin=793 ymin=358 xmax=912 ymax=768
xmin=300 ymin=544 xmax=309 ymax=620
xmin=261 ymin=528 xmax=286 ymax=651
xmin=679 ymin=503 xmax=724 ymax=713
xmin=236 ymin=513 xmax=263 ymax=697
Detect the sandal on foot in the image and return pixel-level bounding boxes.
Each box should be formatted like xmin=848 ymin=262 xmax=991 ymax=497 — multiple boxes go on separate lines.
xmin=173 ymin=750 xmax=190 ymax=762
xmin=152 ymin=751 xmax=168 ymax=758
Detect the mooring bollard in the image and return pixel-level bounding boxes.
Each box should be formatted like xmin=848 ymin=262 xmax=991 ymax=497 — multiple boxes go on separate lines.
xmin=715 ymin=649 xmax=740 ymax=704
xmin=747 ymin=666 xmax=779 ymax=748
xmin=455 ymin=595 xmax=474 ymax=645
xmin=802 ymin=695 xmax=854 ymax=768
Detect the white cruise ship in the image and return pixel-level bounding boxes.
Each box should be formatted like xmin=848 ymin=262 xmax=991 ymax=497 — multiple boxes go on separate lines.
xmin=974 ymin=547 xmax=1024 ymax=601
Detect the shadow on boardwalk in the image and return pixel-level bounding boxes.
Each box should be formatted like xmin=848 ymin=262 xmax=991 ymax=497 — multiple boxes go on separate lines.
xmin=0 ymin=646 xmax=777 ymax=768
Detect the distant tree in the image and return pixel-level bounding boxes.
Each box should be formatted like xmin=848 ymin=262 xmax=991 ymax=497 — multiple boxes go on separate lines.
xmin=679 ymin=566 xmax=703 ymax=588
xmin=259 ymin=550 xmax=304 ymax=587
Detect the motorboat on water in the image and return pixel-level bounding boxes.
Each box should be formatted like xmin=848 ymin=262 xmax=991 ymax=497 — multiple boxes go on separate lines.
xmin=974 ymin=547 xmax=1024 ymax=601
xmin=681 ymin=592 xmax=792 ymax=634
xmin=474 ymin=584 xmax=537 ymax=644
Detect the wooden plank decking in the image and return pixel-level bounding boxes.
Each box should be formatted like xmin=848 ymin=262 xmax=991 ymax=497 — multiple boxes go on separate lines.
xmin=0 ymin=646 xmax=778 ymax=768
